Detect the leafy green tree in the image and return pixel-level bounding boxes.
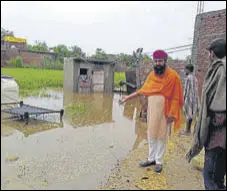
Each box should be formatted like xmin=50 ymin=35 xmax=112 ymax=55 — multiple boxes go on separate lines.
xmin=52 ymin=44 xmax=69 ymax=62
xmin=68 ymin=45 xmax=86 ymax=58
xmin=90 ymin=48 xmax=109 ymax=60
xmin=27 ymin=40 xmax=48 ymax=52
xmin=118 ymin=53 xmax=134 ymax=67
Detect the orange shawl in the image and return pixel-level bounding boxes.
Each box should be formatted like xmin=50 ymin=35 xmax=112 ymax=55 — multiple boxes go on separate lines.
xmin=136 ymin=67 xmax=184 ymax=133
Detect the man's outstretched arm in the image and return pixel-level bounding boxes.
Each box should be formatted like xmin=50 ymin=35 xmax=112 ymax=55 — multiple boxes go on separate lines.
xmin=119 ymin=92 xmax=139 ymax=104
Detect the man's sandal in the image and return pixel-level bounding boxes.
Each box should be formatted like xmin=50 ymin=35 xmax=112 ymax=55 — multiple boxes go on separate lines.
xmin=139 ymin=160 xmax=156 ymax=167
xmin=155 ymin=164 xmax=163 ymax=173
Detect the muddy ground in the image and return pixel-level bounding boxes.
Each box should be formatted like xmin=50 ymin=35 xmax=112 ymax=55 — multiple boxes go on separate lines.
xmin=99 ymin=127 xmax=205 ymax=190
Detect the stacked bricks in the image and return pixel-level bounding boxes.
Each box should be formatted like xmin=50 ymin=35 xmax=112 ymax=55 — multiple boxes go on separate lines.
xmin=191 ymin=9 xmax=226 ymax=97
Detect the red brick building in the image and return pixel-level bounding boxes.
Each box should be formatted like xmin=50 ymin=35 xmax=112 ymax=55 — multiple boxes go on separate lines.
xmin=191 ymin=9 xmax=226 ymax=97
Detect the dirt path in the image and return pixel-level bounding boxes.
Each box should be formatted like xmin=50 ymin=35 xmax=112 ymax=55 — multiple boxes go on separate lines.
xmin=99 ymin=133 xmax=204 ymax=190
xmin=164 ymin=134 xmax=204 ymax=190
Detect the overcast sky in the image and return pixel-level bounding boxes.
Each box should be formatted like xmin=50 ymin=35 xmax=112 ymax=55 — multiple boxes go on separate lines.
xmin=1 ymin=1 xmax=226 ymax=59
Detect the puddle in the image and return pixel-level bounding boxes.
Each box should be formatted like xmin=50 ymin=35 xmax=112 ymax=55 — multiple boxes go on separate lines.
xmin=1 ymin=90 xmax=147 ymax=190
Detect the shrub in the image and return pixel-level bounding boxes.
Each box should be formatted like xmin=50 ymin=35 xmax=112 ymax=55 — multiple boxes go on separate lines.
xmin=8 ymin=56 xmax=24 ymax=68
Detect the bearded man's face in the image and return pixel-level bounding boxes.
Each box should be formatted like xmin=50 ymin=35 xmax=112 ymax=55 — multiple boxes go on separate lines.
xmin=153 ymin=59 xmax=166 ymax=75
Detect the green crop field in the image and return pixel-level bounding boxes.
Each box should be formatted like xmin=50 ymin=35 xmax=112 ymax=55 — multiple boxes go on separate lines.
xmin=1 ymin=68 xmax=63 ymax=96
xmin=2 ymin=68 xmax=126 ymax=96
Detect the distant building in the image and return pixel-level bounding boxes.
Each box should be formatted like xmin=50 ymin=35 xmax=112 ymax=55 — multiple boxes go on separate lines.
xmin=1 ymin=36 xmax=27 ymax=50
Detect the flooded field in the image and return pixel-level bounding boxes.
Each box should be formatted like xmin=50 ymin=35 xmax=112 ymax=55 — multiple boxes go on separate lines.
xmin=1 ymin=90 xmax=147 ymax=190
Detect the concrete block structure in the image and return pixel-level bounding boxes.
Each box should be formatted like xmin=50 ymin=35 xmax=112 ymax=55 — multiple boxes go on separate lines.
xmin=64 ymin=57 xmax=115 ymax=93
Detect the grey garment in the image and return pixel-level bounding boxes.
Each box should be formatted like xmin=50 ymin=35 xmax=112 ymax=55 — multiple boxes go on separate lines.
xmin=186 ymin=57 xmax=226 ymax=162
xmin=205 ymin=111 xmax=226 ymax=150
xmin=183 ymin=74 xmax=200 ymax=120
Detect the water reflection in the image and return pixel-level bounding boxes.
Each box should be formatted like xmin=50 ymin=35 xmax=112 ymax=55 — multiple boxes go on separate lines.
xmin=1 ymin=90 xmax=148 ymax=190
xmin=63 ymin=91 xmax=113 ymax=127
xmin=64 ymin=91 xmax=148 ymax=150
xmin=123 ymin=98 xmax=147 ymax=150
xmin=123 ymin=99 xmax=136 ymax=120
xmin=1 ymin=120 xmax=60 ymax=137
xmin=2 ymin=90 xmax=148 ymax=148
xmin=132 ymin=118 xmax=148 ymax=150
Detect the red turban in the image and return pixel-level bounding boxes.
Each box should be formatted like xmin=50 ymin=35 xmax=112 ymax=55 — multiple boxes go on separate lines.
xmin=153 ymin=50 xmax=168 ymax=60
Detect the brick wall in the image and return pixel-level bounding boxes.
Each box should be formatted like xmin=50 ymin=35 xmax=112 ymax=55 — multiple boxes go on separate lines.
xmin=1 ymin=49 xmax=18 ymax=66
xmin=1 ymin=49 xmax=57 ymax=67
xmin=191 ymin=9 xmax=226 ymax=97
xmin=138 ymin=59 xmax=186 ymax=85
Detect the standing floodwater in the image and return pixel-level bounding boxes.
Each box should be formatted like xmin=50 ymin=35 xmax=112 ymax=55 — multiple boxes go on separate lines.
xmin=1 ymin=90 xmax=147 ymax=190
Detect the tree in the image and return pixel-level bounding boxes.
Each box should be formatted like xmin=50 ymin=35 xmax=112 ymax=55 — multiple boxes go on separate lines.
xmin=1 ymin=27 xmax=14 ymax=40
xmin=90 ymin=48 xmax=109 ymax=60
xmin=117 ymin=53 xmax=135 ymax=67
xmin=27 ymin=40 xmax=48 ymax=52
xmin=68 ymin=45 xmax=86 ymax=58
xmin=52 ymin=44 xmax=69 ymax=63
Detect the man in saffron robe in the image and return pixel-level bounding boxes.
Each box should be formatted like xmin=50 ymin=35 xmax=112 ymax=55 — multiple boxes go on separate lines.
xmin=120 ymin=50 xmax=184 ymax=173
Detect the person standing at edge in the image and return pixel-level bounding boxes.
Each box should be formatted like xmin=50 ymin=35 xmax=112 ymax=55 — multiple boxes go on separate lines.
xmin=186 ymin=39 xmax=226 ymax=190
xmin=179 ymin=63 xmax=200 ymax=135
xmin=120 ymin=50 xmax=184 ymax=173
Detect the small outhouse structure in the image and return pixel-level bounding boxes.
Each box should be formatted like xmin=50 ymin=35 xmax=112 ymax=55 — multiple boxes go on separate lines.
xmin=64 ymin=57 xmax=115 ymax=93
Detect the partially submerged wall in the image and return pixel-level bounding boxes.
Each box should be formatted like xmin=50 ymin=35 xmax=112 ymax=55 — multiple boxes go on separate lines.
xmin=64 ymin=58 xmax=115 ymax=93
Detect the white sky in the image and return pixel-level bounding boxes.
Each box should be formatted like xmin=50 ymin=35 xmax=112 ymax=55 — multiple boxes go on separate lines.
xmin=1 ymin=1 xmax=226 ymax=59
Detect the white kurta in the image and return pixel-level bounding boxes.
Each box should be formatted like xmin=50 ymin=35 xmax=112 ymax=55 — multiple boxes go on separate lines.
xmin=147 ymin=95 xmax=169 ymax=141
xmin=147 ymin=95 xmax=170 ymax=164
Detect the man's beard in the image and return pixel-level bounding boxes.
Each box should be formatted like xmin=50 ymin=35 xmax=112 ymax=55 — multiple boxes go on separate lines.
xmin=154 ymin=64 xmax=166 ymax=75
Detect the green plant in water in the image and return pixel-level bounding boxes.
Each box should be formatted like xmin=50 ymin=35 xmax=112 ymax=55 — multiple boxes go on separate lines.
xmin=65 ymin=103 xmax=89 ymax=116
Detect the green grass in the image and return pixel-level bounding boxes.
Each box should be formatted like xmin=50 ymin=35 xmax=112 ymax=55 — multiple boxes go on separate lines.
xmin=1 ymin=68 xmax=126 ymax=96
xmin=114 ymin=72 xmax=126 ymax=88
xmin=1 ymin=68 xmax=63 ymax=96
xmin=65 ymin=103 xmax=89 ymax=116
